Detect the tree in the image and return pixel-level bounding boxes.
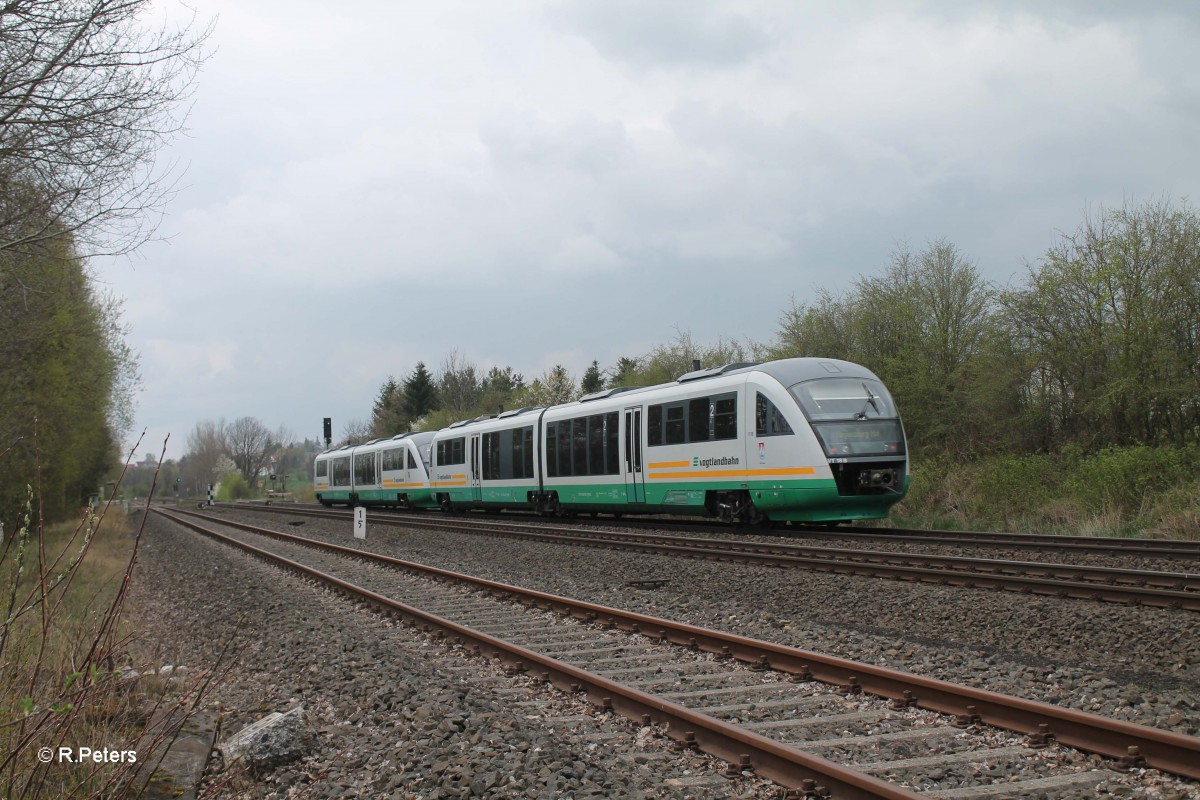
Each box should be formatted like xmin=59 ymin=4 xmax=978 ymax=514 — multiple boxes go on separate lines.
xmin=480 ymin=365 xmax=525 ymax=414
xmin=605 ymin=357 xmax=642 ymax=387
xmin=1004 ymin=198 xmax=1200 ymax=449
xmin=437 ymin=350 xmax=480 ymax=419
xmin=370 ymin=376 xmax=408 ymax=437
xmin=770 ymin=239 xmax=1002 ymax=455
xmin=0 ymin=0 xmax=212 ymax=257
xmin=523 ymin=365 xmax=576 ymax=407
xmin=402 ymin=362 xmax=438 ymax=421
xmin=772 ymin=288 xmax=858 ymax=362
xmin=225 ymin=416 xmax=272 ymax=487
xmin=182 ymin=418 xmax=227 ymax=494
xmin=638 ymin=328 xmax=754 ymax=385
xmin=340 ymin=419 xmax=372 ymax=447
xmin=0 ymin=235 xmax=136 ymax=519
xmin=580 ymin=360 xmax=604 ymax=394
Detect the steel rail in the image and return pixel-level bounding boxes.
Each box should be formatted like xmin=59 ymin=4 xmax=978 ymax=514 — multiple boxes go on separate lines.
xmin=156 ymin=509 xmax=917 ymax=799
xmin=242 ymin=500 xmax=1200 ymax=557
xmin=787 ymin=523 xmax=1200 ymax=557
xmin=217 ymin=503 xmax=1200 ymax=611
xmin=163 ymin=508 xmax=1200 ymax=781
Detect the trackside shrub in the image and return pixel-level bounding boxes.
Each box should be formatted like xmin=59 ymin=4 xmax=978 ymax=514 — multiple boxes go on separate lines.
xmin=216 ymin=473 xmax=251 ymax=501
xmin=891 ymin=444 xmax=1199 ymax=538
xmin=1067 ymin=445 xmax=1198 ymax=515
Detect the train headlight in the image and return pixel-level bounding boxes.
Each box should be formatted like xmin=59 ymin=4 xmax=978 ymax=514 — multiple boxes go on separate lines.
xmin=859 ymin=468 xmax=896 ymax=488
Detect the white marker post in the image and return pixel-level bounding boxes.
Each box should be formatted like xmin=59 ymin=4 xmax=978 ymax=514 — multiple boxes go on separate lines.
xmin=353 ymin=506 xmax=366 ymax=540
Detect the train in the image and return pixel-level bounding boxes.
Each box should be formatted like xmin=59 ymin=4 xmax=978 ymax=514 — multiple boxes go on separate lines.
xmin=313 ymin=358 xmax=908 ymax=523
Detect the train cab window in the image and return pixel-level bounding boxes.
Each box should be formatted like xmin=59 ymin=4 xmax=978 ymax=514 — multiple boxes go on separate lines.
xmin=316 ymin=460 xmax=328 ymax=478
xmin=756 ymin=393 xmax=794 ymax=436
xmin=407 ymin=450 xmax=418 ymax=470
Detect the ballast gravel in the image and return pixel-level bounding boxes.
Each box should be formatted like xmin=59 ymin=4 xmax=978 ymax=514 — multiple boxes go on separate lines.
xmin=210 ymin=506 xmax=1200 ymax=740
xmin=129 ymin=505 xmax=1200 ymax=798
xmin=127 ymin=511 xmax=777 ymax=799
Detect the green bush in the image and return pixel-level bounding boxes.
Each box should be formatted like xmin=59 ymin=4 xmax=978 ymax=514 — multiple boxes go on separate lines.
xmin=891 ymin=444 xmax=1198 ymax=538
xmin=973 ymin=453 xmax=1063 ymax=520
xmin=1067 ymin=445 xmax=1197 ymax=515
xmin=216 ymin=473 xmax=251 ymax=501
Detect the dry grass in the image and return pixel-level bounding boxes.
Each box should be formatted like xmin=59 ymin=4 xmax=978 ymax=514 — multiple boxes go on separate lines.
xmin=1 ymin=456 xmax=229 ymax=799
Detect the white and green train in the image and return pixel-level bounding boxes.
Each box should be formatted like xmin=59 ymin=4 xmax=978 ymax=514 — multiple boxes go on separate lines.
xmin=314 ymin=358 xmax=908 ymax=523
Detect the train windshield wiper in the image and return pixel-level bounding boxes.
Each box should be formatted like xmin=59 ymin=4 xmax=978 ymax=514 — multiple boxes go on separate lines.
xmin=856 ymin=383 xmax=881 ymax=419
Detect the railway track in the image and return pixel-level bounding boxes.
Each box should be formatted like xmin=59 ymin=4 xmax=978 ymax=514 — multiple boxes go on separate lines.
xmin=155 ymin=507 xmax=1200 ymax=798
xmin=214 ymin=503 xmax=1200 ymax=612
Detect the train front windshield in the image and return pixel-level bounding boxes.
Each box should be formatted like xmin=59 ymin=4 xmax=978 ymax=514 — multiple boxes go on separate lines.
xmin=788 ymin=378 xmax=905 ymax=457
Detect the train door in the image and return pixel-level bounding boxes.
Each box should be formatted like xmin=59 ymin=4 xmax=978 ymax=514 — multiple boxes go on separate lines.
xmin=623 ymin=407 xmax=645 ymax=503
xmin=469 ymin=433 xmax=482 ymax=502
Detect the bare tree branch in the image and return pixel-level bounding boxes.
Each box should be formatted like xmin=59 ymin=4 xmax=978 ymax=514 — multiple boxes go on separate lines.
xmin=0 ymin=0 xmax=213 ymax=258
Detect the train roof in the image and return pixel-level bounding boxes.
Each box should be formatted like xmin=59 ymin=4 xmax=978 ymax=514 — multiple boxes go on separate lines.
xmin=428 ymin=358 xmax=885 ymax=435
xmin=752 ymin=358 xmax=882 ymax=387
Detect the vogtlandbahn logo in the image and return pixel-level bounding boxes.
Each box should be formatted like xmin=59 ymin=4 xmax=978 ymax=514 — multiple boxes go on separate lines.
xmin=692 ymin=456 xmax=740 ymax=468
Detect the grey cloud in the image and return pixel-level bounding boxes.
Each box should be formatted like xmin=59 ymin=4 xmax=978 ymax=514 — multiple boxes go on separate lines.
xmin=548 ymin=0 xmax=771 ymax=69
xmin=479 ymin=110 xmax=633 ymax=173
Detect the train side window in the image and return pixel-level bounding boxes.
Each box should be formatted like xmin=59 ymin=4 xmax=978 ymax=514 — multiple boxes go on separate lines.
xmin=316 ymin=460 xmax=327 ymax=478
xmin=557 ymin=421 xmax=573 ymax=477
xmin=546 ymin=424 xmax=559 ymax=477
xmin=572 ymin=417 xmax=588 ymax=475
xmin=713 ymin=394 xmax=738 ymax=440
xmin=482 ymin=433 xmax=497 ymax=480
xmin=355 ymin=453 xmax=377 ymax=485
xmin=688 ymin=397 xmax=709 ymax=442
xmin=509 ymin=428 xmax=523 ymax=479
xmin=647 ymin=405 xmax=663 ymax=446
xmin=756 ymin=392 xmax=795 ymax=436
xmin=605 ymin=412 xmax=619 ymax=474
xmin=665 ymin=404 xmax=685 ymax=444
xmin=523 ymin=426 xmax=534 ymax=478
xmin=586 ymin=415 xmax=604 ymax=474
xmin=437 ymin=437 xmax=466 ymax=466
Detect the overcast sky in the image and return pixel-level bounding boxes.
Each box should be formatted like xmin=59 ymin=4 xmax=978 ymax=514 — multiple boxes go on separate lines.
xmin=100 ymin=0 xmax=1200 ymax=463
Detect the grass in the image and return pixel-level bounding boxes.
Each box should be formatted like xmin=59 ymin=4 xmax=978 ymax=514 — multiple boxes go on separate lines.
xmin=889 ymin=445 xmax=1200 ymax=539
xmin=1 ymin=456 xmax=229 ymax=799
